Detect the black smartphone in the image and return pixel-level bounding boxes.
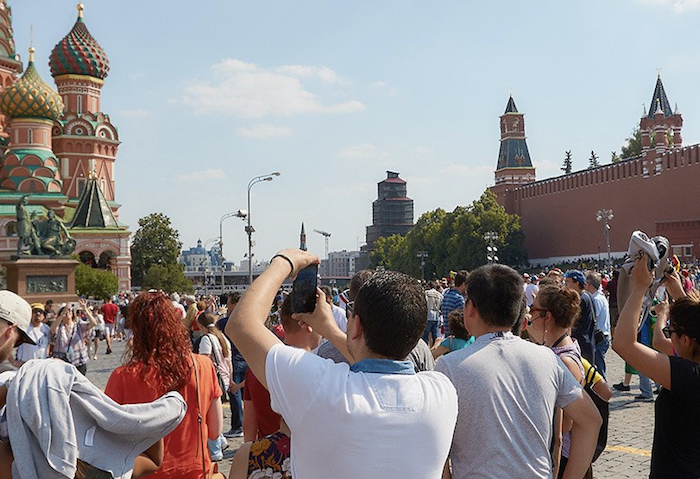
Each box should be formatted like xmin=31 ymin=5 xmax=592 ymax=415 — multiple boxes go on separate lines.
xmin=292 ymin=264 xmax=318 ymax=314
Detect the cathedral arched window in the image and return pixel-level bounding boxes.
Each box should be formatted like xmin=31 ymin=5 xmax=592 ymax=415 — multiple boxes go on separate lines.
xmin=77 ymin=95 xmax=82 ymax=114
xmin=27 ymin=129 xmax=32 ymax=144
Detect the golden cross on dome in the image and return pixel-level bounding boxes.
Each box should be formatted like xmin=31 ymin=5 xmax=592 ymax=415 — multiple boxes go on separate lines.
xmin=77 ymin=3 xmax=84 ymax=19
xmin=89 ymin=165 xmax=98 ymax=180
xmin=28 ymin=47 xmax=34 ymax=63
xmin=656 ymin=67 xmax=662 ymax=78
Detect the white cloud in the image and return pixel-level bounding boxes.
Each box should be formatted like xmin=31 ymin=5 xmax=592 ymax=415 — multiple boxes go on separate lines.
xmin=130 ymin=72 xmax=145 ymax=80
xmin=183 ymin=59 xmax=364 ymax=118
xmin=236 ymin=124 xmax=294 ymax=139
xmin=276 ymin=65 xmax=344 ymax=83
xmin=372 ymin=81 xmax=387 ymax=88
xmin=635 ymin=0 xmax=700 ymax=11
xmin=119 ymin=109 xmax=150 ymax=118
xmin=337 ymin=143 xmax=391 ymax=160
xmin=174 ymin=169 xmax=227 ymax=182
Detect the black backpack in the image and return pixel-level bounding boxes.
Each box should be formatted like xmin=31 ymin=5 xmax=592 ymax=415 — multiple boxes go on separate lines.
xmin=584 ymin=365 xmax=609 ymax=462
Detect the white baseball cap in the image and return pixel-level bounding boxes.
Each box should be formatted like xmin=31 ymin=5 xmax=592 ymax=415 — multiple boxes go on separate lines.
xmin=0 ymin=290 xmax=35 ymax=345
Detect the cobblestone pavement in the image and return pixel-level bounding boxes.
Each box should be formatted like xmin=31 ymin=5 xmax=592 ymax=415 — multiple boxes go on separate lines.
xmin=87 ymin=338 xmax=654 ymax=478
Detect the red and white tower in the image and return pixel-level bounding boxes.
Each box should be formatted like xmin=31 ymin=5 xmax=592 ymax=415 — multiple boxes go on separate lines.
xmin=48 ymin=3 xmax=120 ymax=205
xmin=491 ymin=96 xmax=536 ymax=209
xmin=640 ymin=74 xmax=683 ymax=166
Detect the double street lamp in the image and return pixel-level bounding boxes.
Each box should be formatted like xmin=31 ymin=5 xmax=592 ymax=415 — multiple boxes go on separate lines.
xmin=484 ymin=232 xmax=499 ymax=264
xmin=247 ymin=172 xmax=281 ymax=285
xmin=596 ymin=209 xmax=614 ymax=267
xmin=417 ymin=250 xmax=428 ymax=280
xmin=220 ymin=210 xmax=247 ymax=294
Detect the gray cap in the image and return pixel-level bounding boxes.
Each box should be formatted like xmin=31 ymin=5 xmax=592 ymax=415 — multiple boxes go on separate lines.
xmin=0 ymin=290 xmax=35 ymax=345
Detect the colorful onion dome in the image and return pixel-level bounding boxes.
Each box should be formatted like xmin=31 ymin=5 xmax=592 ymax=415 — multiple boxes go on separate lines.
xmin=49 ymin=4 xmax=109 ymax=80
xmin=0 ymin=48 xmax=64 ymax=121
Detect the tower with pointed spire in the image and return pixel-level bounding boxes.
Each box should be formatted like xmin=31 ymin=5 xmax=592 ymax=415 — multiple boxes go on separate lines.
xmin=49 ymin=3 xmax=120 ymax=204
xmin=491 ymin=95 xmax=536 ymax=209
xmin=300 ymin=223 xmax=307 ymax=251
xmin=640 ymin=74 xmax=683 ymax=163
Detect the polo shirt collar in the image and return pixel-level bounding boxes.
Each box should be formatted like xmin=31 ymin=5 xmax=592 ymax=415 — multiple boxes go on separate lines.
xmin=350 ymin=358 xmax=415 ymax=375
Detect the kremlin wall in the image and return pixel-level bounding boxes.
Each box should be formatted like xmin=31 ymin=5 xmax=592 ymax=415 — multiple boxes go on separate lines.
xmin=491 ymin=77 xmax=700 ymax=266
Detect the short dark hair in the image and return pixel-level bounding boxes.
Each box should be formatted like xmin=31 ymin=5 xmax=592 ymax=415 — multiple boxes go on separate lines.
xmin=226 ymin=292 xmax=241 ymax=306
xmin=349 ymin=270 xmax=375 ymax=300
xmin=447 ymin=310 xmax=470 ymax=341
xmin=320 ymin=285 xmax=334 ymax=304
xmin=354 ymin=271 xmax=426 ymax=359
xmin=466 ymin=264 xmax=524 ymax=328
xmin=279 ymin=293 xmax=298 ymax=334
xmin=454 ymin=270 xmax=469 ymax=288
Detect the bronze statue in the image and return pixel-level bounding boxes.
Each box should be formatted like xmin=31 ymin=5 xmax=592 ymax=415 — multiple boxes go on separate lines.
xmin=15 ymin=196 xmax=76 ymax=257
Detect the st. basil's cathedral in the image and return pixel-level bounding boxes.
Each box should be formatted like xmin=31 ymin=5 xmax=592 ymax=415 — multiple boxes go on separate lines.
xmin=0 ymin=2 xmax=130 ymax=290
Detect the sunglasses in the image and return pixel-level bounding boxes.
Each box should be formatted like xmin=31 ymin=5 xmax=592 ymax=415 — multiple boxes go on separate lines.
xmin=346 ymin=301 xmax=354 ymax=319
xmin=527 ymin=307 xmax=547 ymax=325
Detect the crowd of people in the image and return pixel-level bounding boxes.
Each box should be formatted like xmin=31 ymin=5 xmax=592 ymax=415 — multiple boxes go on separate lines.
xmin=0 ymin=246 xmax=697 ymax=478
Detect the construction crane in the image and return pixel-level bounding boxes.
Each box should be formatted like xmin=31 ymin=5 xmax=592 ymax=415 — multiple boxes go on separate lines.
xmin=314 ymin=229 xmax=331 ymax=259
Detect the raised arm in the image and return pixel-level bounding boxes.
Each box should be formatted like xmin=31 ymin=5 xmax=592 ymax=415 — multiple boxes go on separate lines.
xmin=612 ymin=254 xmax=671 ymax=389
xmin=225 ymin=249 xmax=319 ymax=389
xmin=652 ymin=299 xmax=675 ymax=356
xmin=78 ymin=299 xmax=96 ymax=329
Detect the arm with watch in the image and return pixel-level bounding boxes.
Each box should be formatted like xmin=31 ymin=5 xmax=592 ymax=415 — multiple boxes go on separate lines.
xmin=225 ymin=249 xmax=319 ymax=390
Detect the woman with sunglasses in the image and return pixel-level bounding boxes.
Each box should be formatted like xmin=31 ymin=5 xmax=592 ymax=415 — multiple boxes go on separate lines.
xmin=525 ymin=285 xmax=585 ymax=478
xmin=614 ymin=253 xmax=700 ymax=478
xmin=105 ymin=292 xmax=224 ymax=479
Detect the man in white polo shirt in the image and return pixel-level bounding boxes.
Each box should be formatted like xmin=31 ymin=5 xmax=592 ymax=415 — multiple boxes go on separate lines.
xmin=226 ymin=249 xmax=457 ymax=479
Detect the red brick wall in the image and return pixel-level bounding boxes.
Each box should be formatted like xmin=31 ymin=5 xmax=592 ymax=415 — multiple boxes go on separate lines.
xmin=495 ymin=144 xmax=700 ymax=262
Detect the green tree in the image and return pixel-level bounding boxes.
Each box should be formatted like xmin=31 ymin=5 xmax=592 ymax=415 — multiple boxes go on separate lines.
xmin=131 ymin=213 xmax=183 ymax=285
xmin=561 ymin=150 xmax=573 ymax=175
xmin=370 ymin=190 xmax=527 ymax=277
xmin=588 ymin=151 xmax=599 ymax=168
xmin=620 ymin=128 xmax=642 ymax=159
xmin=75 ymin=264 xmax=119 ymax=298
xmin=142 ymin=263 xmax=194 ymax=293
xmin=611 ymin=151 xmax=620 ymax=163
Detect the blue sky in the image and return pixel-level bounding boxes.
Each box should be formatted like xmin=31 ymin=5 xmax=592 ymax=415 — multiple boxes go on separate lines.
xmin=11 ymin=0 xmax=700 ymax=264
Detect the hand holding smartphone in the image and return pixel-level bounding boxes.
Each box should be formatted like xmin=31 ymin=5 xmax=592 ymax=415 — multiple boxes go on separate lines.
xmin=292 ymin=264 xmax=318 ymax=314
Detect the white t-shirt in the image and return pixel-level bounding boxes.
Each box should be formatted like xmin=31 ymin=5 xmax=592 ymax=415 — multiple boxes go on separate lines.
xmin=172 ymin=301 xmax=186 ymax=319
xmin=265 ymin=343 xmax=458 ymax=479
xmin=331 ymin=304 xmax=347 ymax=333
xmin=15 ymin=323 xmax=51 ymax=362
xmin=524 ymin=283 xmax=539 ymax=306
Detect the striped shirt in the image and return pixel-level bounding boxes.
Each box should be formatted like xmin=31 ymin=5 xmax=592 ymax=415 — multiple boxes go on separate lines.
xmin=441 ymin=289 xmax=465 ymax=336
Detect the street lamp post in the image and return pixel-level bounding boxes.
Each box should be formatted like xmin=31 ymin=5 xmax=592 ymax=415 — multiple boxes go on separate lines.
xmin=596 ymin=209 xmax=614 ymax=267
xmin=484 ymin=232 xmax=499 ymax=264
xmin=220 ymin=210 xmax=247 ymax=295
xmin=417 ymin=250 xmax=428 ymax=280
xmin=247 ymin=172 xmax=281 ymax=285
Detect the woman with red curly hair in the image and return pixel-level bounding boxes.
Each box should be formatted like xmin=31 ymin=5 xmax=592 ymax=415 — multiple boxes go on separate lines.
xmin=105 ymin=292 xmax=224 ymax=479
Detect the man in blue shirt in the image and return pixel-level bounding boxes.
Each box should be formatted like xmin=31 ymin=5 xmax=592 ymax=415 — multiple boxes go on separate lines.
xmin=441 ymin=270 xmax=468 ymax=336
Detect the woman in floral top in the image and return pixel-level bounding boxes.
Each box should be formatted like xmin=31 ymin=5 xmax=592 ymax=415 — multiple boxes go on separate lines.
xmin=49 ymin=299 xmax=96 ymax=375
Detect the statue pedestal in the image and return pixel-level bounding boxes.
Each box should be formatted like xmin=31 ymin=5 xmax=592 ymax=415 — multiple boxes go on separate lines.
xmin=2 ymin=257 xmax=79 ymax=304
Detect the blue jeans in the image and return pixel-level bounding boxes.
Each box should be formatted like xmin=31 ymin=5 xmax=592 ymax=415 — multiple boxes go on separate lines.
xmin=594 ymin=335 xmax=610 ymax=379
xmin=230 ymin=359 xmax=248 ymax=430
xmin=422 ymin=320 xmax=439 ymax=345
xmin=639 ymin=373 xmax=653 ymax=398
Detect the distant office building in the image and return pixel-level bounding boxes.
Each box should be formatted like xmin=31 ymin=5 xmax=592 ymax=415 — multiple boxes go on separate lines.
xmin=320 ymin=250 xmax=361 ymax=279
xmin=364 ymin=171 xmax=414 ymax=251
